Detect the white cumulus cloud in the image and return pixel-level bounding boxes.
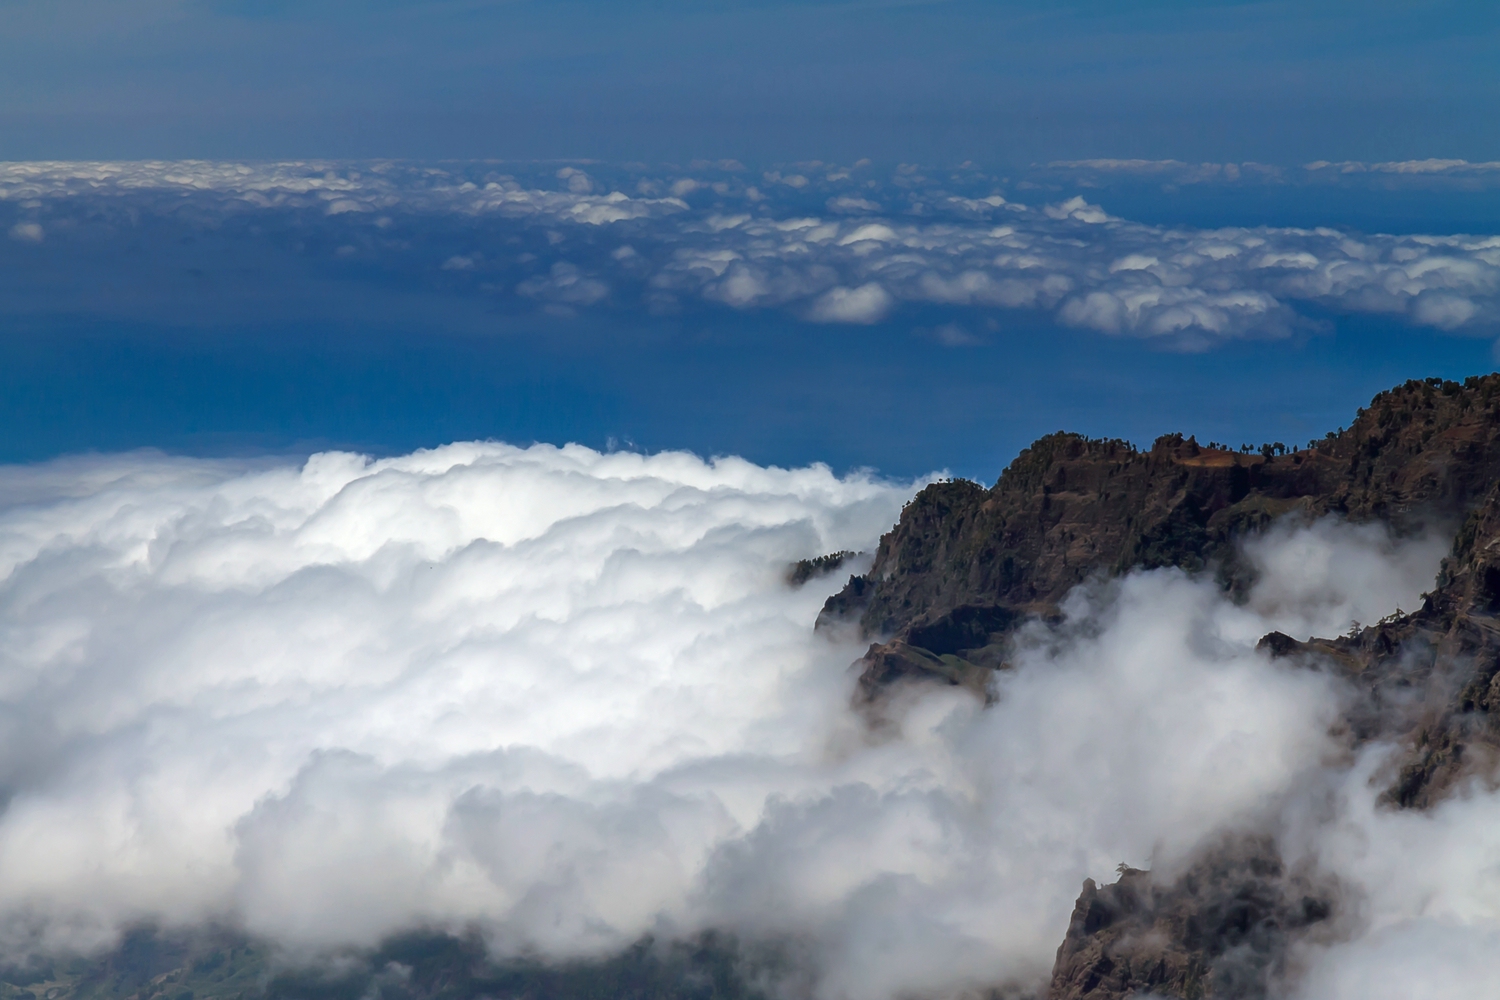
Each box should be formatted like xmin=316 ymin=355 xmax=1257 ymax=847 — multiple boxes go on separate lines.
xmin=0 ymin=444 xmax=1473 ymax=998
xmin=809 ymin=283 xmax=893 ymax=323
xmin=4 ymin=159 xmax=1500 ymax=346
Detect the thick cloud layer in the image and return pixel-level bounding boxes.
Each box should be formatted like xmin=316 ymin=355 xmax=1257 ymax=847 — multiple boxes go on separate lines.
xmin=0 ymin=445 xmax=912 ymax=950
xmin=0 ymin=443 xmax=1473 ymax=997
xmin=3 ymin=160 xmax=1498 ymax=348
xmin=1286 ymin=750 xmax=1500 ymax=1000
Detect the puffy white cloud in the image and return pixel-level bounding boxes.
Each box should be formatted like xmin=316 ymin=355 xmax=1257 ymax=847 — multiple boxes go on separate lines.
xmin=0 ymin=444 xmax=1464 ymax=998
xmin=0 ymin=161 xmax=687 ymax=226
xmin=764 ymin=171 xmax=810 ymax=189
xmin=1411 ymin=290 xmax=1479 ymax=330
xmin=3 ymin=159 xmax=1499 ymax=347
xmin=1042 ymin=196 xmax=1111 ymax=224
xmin=1294 ymin=919 xmax=1500 ymax=1000
xmin=1307 ymin=158 xmax=1500 ymax=175
xmin=557 ymin=167 xmax=594 ymax=194
xmin=827 ymin=196 xmax=882 ymax=214
xmin=836 ymin=224 xmax=899 ymax=245
xmin=919 ymin=322 xmax=983 ymax=346
xmin=1108 ymin=254 xmax=1159 ymax=272
xmin=0 ymin=444 xmax=915 ymax=958
xmin=1238 ymin=517 xmax=1450 ymax=639
xmin=1045 ymin=159 xmax=1283 ymax=184
xmin=1287 ymin=749 xmax=1500 ymax=1000
xmin=517 ymin=261 xmax=610 ymax=307
xmin=808 ymin=283 xmax=893 ymax=324
xmin=7 ymin=221 xmax=42 ymax=242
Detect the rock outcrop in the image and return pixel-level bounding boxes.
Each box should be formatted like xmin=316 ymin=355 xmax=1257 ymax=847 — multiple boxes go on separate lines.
xmin=821 ymin=373 xmax=1500 ymax=999
xmin=1048 ymin=840 xmax=1332 ymax=1000
xmin=1256 ymin=473 xmax=1500 ymax=809
xmin=825 ymin=374 xmax=1500 ymax=699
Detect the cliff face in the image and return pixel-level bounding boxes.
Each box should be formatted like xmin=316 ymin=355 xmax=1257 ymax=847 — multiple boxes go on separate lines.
xmin=826 ymin=374 xmax=1500 ymax=697
xmin=1047 ymin=840 xmax=1332 ymax=1000
xmin=821 ymin=373 xmax=1500 ymax=999
xmin=1258 ymin=472 xmax=1500 ymax=810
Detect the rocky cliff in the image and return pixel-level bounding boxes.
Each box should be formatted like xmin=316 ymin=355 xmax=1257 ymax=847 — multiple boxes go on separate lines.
xmin=826 ymin=374 xmax=1500 ymax=688
xmin=1046 ymin=839 xmax=1334 ymax=1000
xmin=822 ymin=372 xmax=1500 ymax=999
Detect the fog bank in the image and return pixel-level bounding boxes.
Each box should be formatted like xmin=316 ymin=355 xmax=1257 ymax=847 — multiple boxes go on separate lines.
xmin=0 ymin=445 xmax=1470 ymax=997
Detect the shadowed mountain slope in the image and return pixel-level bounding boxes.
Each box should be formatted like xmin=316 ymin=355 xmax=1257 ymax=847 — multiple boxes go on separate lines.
xmin=821 ymin=373 xmax=1500 ymax=999
xmin=824 ymin=373 xmax=1500 ymax=699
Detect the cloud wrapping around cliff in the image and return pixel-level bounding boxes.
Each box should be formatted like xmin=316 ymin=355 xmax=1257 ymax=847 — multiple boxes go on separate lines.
xmin=3 ymin=160 xmax=1499 ymax=348
xmin=1287 ymin=750 xmax=1500 ymax=1000
xmin=0 ymin=443 xmax=1472 ymax=997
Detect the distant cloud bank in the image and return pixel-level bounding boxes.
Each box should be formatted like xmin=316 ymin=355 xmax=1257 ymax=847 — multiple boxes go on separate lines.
xmin=1048 ymin=157 xmax=1500 ymax=180
xmin=2 ymin=159 xmax=1498 ymax=349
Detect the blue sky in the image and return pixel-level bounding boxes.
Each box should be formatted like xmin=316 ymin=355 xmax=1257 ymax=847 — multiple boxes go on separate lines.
xmin=1 ymin=3 xmax=1499 ymax=476
xmin=2 ymin=0 xmax=1496 ymax=164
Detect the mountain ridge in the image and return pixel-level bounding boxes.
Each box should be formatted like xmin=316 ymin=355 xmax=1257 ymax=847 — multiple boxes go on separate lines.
xmin=820 ymin=371 xmax=1500 ymax=998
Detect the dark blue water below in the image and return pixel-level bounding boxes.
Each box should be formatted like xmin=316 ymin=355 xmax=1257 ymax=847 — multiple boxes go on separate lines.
xmin=2 ymin=303 xmax=1490 ymax=481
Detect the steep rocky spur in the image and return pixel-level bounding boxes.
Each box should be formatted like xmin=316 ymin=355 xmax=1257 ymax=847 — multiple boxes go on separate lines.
xmin=826 ymin=374 xmax=1500 ymax=688
xmin=821 ymin=373 xmax=1500 ymax=999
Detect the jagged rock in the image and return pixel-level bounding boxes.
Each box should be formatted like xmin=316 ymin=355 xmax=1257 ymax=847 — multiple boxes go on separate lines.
xmin=854 ymin=637 xmax=995 ymax=702
xmin=787 ymin=551 xmax=857 ymax=588
xmin=1254 ymin=631 xmax=1301 ymax=658
xmin=1236 ymin=477 xmax=1500 ymax=807
xmin=1048 ymin=839 xmax=1333 ymax=1000
xmin=829 ymin=375 xmax=1500 ymax=708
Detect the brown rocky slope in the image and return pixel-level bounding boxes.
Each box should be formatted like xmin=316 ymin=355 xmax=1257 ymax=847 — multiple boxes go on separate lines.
xmin=820 ymin=373 xmax=1500 ymax=999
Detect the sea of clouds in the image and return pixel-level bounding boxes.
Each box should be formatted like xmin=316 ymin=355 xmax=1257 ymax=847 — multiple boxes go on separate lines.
xmin=0 ymin=442 xmax=1494 ymax=997
xmin=2 ymin=159 xmax=1499 ymax=348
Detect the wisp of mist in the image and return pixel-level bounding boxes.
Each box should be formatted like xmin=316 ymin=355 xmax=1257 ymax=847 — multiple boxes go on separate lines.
xmin=0 ymin=444 xmax=1486 ymax=998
